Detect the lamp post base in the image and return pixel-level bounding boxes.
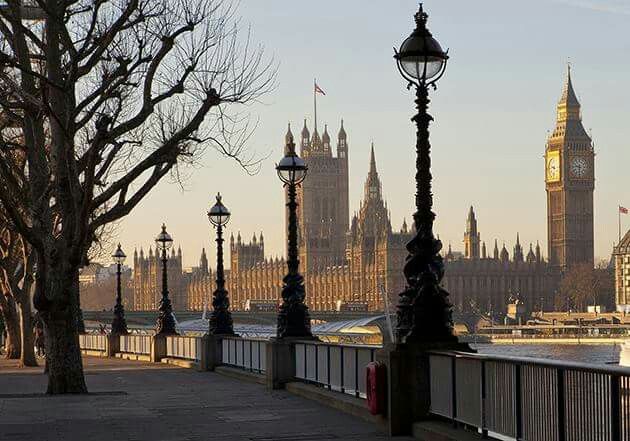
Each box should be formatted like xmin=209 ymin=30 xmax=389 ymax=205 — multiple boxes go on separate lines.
xmin=376 ymin=340 xmax=473 ymax=437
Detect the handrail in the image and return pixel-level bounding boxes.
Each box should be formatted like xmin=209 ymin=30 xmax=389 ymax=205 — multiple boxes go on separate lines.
xmin=429 ymin=350 xmax=630 ymax=376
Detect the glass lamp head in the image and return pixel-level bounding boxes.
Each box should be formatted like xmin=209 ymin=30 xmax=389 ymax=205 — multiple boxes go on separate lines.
xmin=394 ymin=4 xmax=448 ymax=86
xmin=112 ymin=243 xmax=126 ymax=265
xmin=276 ymin=140 xmax=307 ymax=185
xmin=155 ymin=223 xmax=173 ymax=251
xmin=208 ymin=193 xmax=231 ymax=227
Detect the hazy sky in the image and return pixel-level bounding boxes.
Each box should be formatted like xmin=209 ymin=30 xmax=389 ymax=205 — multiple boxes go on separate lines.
xmin=114 ymin=0 xmax=629 ymax=269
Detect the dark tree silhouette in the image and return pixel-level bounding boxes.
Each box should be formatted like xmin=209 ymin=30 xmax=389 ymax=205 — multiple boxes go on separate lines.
xmin=0 ymin=0 xmax=274 ymax=393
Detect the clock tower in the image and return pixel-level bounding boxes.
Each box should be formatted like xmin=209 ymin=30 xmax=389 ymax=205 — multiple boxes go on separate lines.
xmin=545 ymin=66 xmax=595 ymax=270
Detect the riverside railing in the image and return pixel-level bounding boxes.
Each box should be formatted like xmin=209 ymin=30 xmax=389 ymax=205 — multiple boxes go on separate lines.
xmin=119 ymin=334 xmax=152 ymax=355
xmin=429 ymin=350 xmax=630 ymax=441
xmin=294 ymin=341 xmax=378 ymax=399
xmin=166 ymin=335 xmax=202 ymax=362
xmin=79 ymin=334 xmax=108 ymax=352
xmin=221 ymin=336 xmax=267 ymax=373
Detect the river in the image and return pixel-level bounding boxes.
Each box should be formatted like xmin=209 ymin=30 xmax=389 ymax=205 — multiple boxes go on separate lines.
xmin=473 ymin=343 xmax=624 ymax=365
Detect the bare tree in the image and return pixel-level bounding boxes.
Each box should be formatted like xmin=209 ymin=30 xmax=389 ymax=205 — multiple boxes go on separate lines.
xmin=0 ymin=0 xmax=274 ymax=393
xmin=0 ymin=223 xmax=37 ymax=366
xmin=0 ymin=283 xmax=20 ymax=358
xmin=556 ymin=263 xmax=615 ymax=312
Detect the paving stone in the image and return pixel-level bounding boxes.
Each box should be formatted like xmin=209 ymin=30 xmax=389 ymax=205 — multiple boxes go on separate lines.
xmin=0 ymin=357 xmax=411 ymax=441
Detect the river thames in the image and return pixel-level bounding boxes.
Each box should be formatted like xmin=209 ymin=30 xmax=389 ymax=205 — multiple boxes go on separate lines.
xmin=474 ymin=343 xmax=626 ymax=365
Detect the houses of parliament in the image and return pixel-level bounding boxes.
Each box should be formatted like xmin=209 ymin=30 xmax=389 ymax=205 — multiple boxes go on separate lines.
xmin=130 ymin=68 xmax=595 ymax=314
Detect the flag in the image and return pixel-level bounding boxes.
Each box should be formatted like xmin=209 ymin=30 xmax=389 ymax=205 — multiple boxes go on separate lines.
xmin=314 ymin=82 xmax=326 ymax=95
xmin=621 ymin=206 xmax=629 ymax=215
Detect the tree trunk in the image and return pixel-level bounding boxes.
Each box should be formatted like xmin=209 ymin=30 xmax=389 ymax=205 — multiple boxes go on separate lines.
xmin=1 ymin=296 xmax=21 ymax=359
xmin=44 ymin=314 xmax=86 ymax=393
xmin=38 ymin=268 xmax=87 ymax=394
xmin=18 ymin=301 xmax=37 ymax=367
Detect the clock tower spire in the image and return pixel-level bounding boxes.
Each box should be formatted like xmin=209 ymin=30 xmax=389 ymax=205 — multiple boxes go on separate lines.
xmin=545 ymin=65 xmax=595 ymax=270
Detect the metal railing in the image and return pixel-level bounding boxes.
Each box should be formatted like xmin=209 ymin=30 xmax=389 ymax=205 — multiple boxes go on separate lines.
xmin=221 ymin=336 xmax=267 ymax=373
xmin=119 ymin=334 xmax=152 ymax=355
xmin=79 ymin=334 xmax=108 ymax=352
xmin=429 ymin=351 xmax=630 ymax=441
xmin=294 ymin=341 xmax=378 ymax=399
xmin=166 ymin=336 xmax=202 ymax=361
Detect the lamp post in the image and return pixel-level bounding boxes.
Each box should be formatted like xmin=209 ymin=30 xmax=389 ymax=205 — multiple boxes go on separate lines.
xmin=275 ymin=129 xmax=313 ymax=339
xmin=111 ymin=244 xmax=129 ymax=335
xmin=207 ymin=193 xmax=235 ymax=335
xmin=155 ymin=224 xmax=178 ymax=335
xmin=393 ymin=4 xmax=457 ymax=344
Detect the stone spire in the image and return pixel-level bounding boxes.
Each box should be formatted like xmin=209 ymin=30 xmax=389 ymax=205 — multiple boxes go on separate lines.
xmin=551 ymin=63 xmax=590 ymax=139
xmin=322 ymin=124 xmax=330 ymax=149
xmin=481 ymin=241 xmax=487 ymax=259
xmin=337 ymin=119 xmax=348 ymax=160
xmin=493 ymin=239 xmax=499 ymax=260
xmin=500 ymin=243 xmax=510 ymax=263
xmin=300 ymin=118 xmax=310 ymax=155
xmin=527 ymin=243 xmax=536 ymax=263
xmin=559 ymin=64 xmax=580 ymax=111
xmin=464 ymin=205 xmax=480 ymax=259
xmin=285 ymin=122 xmax=294 ymax=154
xmin=513 ymin=233 xmax=524 ymax=262
xmin=535 ymin=241 xmax=542 ymax=263
xmin=364 ymin=144 xmax=382 ymax=201
xmin=338 ymin=119 xmax=347 ymax=140
xmin=200 ymin=248 xmax=208 ymax=273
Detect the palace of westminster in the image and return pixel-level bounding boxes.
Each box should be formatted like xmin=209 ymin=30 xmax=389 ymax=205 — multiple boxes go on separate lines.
xmin=129 ymin=68 xmax=604 ymax=315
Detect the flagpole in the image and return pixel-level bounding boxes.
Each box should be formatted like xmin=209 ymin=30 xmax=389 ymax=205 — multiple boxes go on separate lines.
xmin=620 ymin=206 xmax=622 ymax=244
xmin=313 ymin=78 xmax=317 ymax=133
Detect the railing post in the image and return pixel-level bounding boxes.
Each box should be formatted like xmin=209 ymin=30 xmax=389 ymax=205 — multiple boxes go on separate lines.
xmin=481 ymin=360 xmax=488 ymax=439
xmin=611 ymin=375 xmax=621 ymax=441
xmin=514 ymin=364 xmax=523 ymax=441
xmin=451 ymin=356 xmax=457 ymax=424
xmin=557 ymin=369 xmax=566 ymax=441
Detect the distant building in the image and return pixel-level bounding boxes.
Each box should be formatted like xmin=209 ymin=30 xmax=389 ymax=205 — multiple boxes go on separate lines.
xmin=132 ymin=246 xmax=187 ymax=311
xmin=130 ymin=70 xmax=598 ymax=312
xmin=443 ymin=207 xmax=559 ymax=314
xmin=614 ymin=230 xmax=630 ymax=312
xmin=545 ymin=66 xmax=595 ymax=270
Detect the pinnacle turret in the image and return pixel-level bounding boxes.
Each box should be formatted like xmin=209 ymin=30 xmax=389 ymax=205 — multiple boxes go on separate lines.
xmin=338 ymin=119 xmax=347 ymax=139
xmin=285 ymin=122 xmax=294 ymax=146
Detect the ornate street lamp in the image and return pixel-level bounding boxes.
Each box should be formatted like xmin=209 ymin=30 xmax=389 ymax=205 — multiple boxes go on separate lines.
xmin=275 ymin=128 xmax=313 ymax=339
xmin=393 ymin=4 xmax=457 ymax=344
xmin=207 ymin=193 xmax=235 ymax=335
xmin=155 ymin=224 xmax=178 ymax=335
xmin=111 ymin=243 xmax=129 ymax=335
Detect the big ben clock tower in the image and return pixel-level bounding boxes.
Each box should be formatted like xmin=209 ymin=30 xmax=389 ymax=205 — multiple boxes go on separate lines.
xmin=545 ymin=66 xmax=595 ymax=270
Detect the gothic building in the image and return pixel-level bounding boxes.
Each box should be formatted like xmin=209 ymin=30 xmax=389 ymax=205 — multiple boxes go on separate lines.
xmin=132 ymin=246 xmax=187 ymax=311
xmin=545 ymin=66 xmax=595 ymax=269
xmin=297 ymin=120 xmax=349 ymax=269
xmin=223 ymin=137 xmax=408 ymax=312
xmin=130 ymin=69 xmax=596 ymax=313
xmin=443 ymin=207 xmax=559 ymax=313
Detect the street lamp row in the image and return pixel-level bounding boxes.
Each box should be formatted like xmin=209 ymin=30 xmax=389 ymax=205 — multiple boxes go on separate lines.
xmin=110 ymin=2 xmax=455 ymax=345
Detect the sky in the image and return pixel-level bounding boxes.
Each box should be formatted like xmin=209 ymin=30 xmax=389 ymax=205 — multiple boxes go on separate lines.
xmin=114 ymin=0 xmax=630 ymax=269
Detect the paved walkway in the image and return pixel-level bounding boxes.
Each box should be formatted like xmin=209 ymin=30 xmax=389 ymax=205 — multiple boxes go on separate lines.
xmin=0 ymin=357 xmax=410 ymax=441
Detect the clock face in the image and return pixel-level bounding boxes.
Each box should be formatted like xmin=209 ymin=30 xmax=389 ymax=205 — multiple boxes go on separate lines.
xmin=571 ymin=157 xmax=588 ymax=178
xmin=546 ymin=153 xmax=560 ymax=182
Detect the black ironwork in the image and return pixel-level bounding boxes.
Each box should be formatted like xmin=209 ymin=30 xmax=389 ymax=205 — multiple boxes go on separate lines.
xmin=394 ymin=4 xmax=456 ymax=344
xmin=209 ymin=222 xmax=235 ymax=335
xmin=276 ymin=136 xmax=313 ymax=339
xmin=155 ymin=225 xmax=177 ymax=335
xmin=111 ymin=245 xmax=128 ymax=335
